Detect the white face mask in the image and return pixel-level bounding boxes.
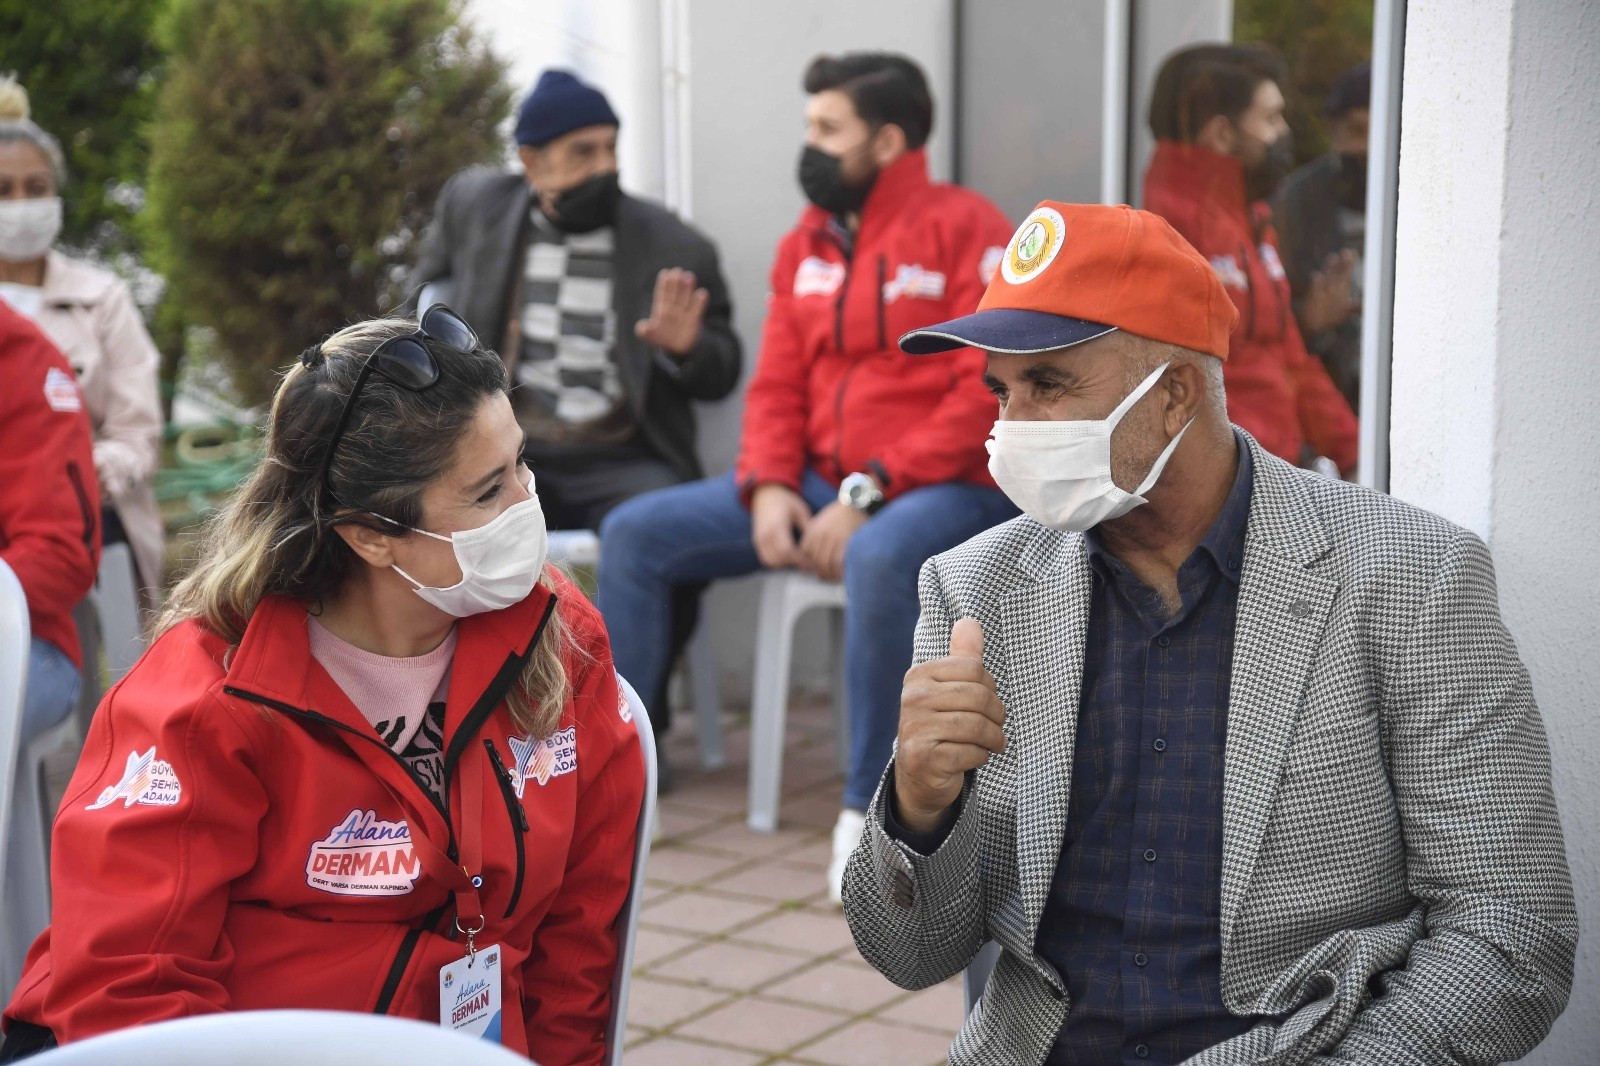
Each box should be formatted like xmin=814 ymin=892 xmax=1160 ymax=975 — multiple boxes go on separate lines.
xmin=385 ymin=476 xmax=549 ymax=617
xmin=986 ymin=362 xmax=1193 ymax=532
xmin=0 ymin=197 xmax=62 ymax=262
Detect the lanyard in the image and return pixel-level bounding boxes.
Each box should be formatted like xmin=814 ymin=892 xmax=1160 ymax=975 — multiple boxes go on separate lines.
xmin=383 ymin=742 xmax=487 ymax=950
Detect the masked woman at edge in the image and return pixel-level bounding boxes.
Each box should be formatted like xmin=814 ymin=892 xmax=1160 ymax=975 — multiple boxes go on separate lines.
xmin=1 ymin=309 xmax=643 ymax=1066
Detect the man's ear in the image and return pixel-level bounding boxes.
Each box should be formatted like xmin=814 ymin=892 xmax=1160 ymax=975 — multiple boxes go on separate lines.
xmin=1162 ymin=362 xmax=1208 ymax=436
xmin=332 ymin=519 xmax=400 ymax=571
xmin=1196 ymin=114 xmax=1235 ymax=157
xmin=517 ymin=144 xmax=543 ymax=188
xmin=870 ymin=123 xmax=908 ymax=168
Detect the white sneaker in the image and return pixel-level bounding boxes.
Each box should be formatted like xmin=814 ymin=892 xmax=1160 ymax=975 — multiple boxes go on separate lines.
xmin=827 ymin=808 xmax=868 ymax=906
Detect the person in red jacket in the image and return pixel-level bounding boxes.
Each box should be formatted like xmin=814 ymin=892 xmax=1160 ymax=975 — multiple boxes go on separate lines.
xmin=0 ymin=300 xmax=99 ymax=745
xmin=1141 ymin=43 xmax=1358 ymax=474
xmin=597 ymin=52 xmax=1016 ymax=902
xmin=1 ymin=308 xmax=643 ymax=1066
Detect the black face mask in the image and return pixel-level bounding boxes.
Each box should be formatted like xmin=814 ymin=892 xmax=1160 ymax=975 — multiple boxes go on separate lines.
xmin=1336 ymin=153 xmax=1368 ymax=213
xmin=798 ymin=144 xmax=877 ymax=216
xmin=546 ymin=171 xmax=621 ymax=233
xmin=1244 ymin=131 xmax=1295 ymax=202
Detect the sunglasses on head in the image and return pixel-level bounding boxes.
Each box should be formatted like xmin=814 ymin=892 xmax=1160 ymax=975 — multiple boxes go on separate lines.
xmin=305 ymin=304 xmax=480 ymax=501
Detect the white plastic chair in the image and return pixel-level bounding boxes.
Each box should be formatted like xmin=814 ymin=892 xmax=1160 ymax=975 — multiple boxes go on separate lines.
xmin=0 ymin=559 xmax=31 ymax=995
xmin=28 ymin=1008 xmax=535 ymax=1065
xmin=546 ymin=530 xmax=725 ymax=769
xmin=88 ymin=543 xmax=143 ymax=686
xmin=964 ymin=940 xmax=1002 ymax=1016
xmin=607 ymin=673 xmax=656 ymax=1066
xmin=746 ymin=571 xmax=848 ymax=832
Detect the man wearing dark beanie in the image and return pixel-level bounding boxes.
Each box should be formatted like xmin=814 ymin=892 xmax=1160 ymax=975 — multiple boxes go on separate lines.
xmin=411 ymin=69 xmax=740 ymax=736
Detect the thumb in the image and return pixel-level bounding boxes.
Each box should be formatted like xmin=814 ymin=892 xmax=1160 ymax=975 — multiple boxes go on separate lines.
xmin=949 ymin=617 xmax=985 ymax=661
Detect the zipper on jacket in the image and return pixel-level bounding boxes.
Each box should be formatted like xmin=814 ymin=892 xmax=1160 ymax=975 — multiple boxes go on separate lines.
xmin=825 ymin=227 xmax=854 ymax=353
xmin=875 ymin=255 xmax=887 ymax=349
xmin=222 ymin=593 xmax=556 ymax=1006
xmin=1239 ymin=241 xmax=1257 ymax=338
xmin=66 ymin=460 xmax=97 ymax=551
xmin=373 ymin=901 xmax=449 ymax=1014
xmin=829 ymin=361 xmax=864 ymax=483
xmin=485 ymin=740 xmax=529 ymax=919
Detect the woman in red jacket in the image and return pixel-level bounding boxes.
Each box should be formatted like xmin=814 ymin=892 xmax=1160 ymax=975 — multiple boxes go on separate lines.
xmin=1 ymin=309 xmax=643 ymax=1065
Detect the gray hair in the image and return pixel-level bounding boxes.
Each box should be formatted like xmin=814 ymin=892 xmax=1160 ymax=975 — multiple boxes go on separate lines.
xmin=0 ymin=75 xmax=67 ymax=188
xmin=1122 ymin=333 xmax=1227 ymax=410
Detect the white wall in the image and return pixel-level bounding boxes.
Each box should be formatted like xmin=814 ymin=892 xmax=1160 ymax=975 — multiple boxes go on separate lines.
xmin=681 ymin=0 xmax=957 ymax=698
xmin=1388 ymin=0 xmax=1600 ymax=1060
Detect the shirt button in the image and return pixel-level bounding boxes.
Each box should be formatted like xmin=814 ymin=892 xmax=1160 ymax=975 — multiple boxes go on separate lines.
xmin=1134 ymin=952 xmax=1148 ymax=967
xmin=1144 ymin=849 xmax=1157 ymax=863
xmin=1157 ymin=635 xmax=1171 ymax=648
xmin=1152 ymin=738 xmax=1167 ymax=752
xmin=1136 ymin=1045 xmax=1150 ymax=1059
xmin=1228 ymin=555 xmax=1239 ymax=571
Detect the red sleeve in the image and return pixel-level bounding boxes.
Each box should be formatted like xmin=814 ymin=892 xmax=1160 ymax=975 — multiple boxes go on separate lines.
xmin=734 ymin=236 xmax=813 ymax=503
xmin=870 ymin=199 xmax=1013 ymax=499
xmin=28 ymin=642 xmax=268 ymax=1041
xmin=521 ymin=593 xmax=644 ymax=1066
xmin=1284 ymin=313 xmax=1359 ymax=471
xmin=0 ymin=308 xmax=101 ymax=646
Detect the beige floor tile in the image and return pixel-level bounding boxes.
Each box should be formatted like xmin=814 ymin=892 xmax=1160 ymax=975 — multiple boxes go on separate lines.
xmin=675 ymin=996 xmax=848 ymax=1054
xmin=731 ymin=909 xmax=859 ymax=955
xmin=631 ymin=927 xmax=703 ymax=969
xmin=704 ymin=862 xmax=830 ymax=906
xmin=642 ymin=890 xmax=775 ymax=936
xmin=648 ymin=939 xmax=815 ymax=989
xmin=688 ymin=821 xmax=826 ymax=858
xmin=624 ymin=975 xmax=737 ymax=1030
xmin=789 ymin=1018 xmax=956 ymax=1066
xmin=622 ymin=1036 xmax=766 ymax=1065
xmin=644 ymin=845 xmax=750 ymax=887
xmin=759 ymin=959 xmax=906 ymax=1012
xmin=876 ymin=977 xmax=966 ymax=1032
xmin=770 ymin=836 xmax=834 ymax=871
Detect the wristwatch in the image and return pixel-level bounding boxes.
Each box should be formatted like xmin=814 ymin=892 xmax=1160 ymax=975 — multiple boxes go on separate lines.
xmin=838 ymin=472 xmax=885 ymax=515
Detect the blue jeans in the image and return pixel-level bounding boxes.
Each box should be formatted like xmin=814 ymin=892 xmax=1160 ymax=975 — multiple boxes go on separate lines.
xmin=23 ymin=637 xmax=80 ymax=745
xmin=597 ymin=470 xmax=1017 ymax=810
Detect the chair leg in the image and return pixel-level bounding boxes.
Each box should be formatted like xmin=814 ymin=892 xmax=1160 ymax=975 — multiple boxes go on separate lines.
xmin=747 ymin=577 xmax=797 ymax=833
xmin=829 ymin=608 xmax=849 ymax=775
xmin=5 ymin=753 xmax=49 ymax=990
xmin=685 ymin=626 xmax=725 ymax=771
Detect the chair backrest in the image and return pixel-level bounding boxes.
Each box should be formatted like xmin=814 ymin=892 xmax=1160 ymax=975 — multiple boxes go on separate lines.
xmin=0 ymin=559 xmax=30 ymax=909
xmin=91 ymin=543 xmax=144 ymax=684
xmin=963 ymin=940 xmax=1002 ymax=1016
xmin=29 ymin=1008 xmax=533 ymax=1065
xmin=545 ymin=530 xmax=601 ymax=569
xmin=606 ymin=672 xmax=656 ymax=1066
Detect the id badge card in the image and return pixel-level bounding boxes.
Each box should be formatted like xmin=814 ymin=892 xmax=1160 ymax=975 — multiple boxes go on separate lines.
xmin=439 ymin=943 xmax=503 ymax=1042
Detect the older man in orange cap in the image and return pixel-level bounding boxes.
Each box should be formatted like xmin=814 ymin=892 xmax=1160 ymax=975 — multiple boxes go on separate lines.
xmin=841 ymin=202 xmax=1575 ymax=1066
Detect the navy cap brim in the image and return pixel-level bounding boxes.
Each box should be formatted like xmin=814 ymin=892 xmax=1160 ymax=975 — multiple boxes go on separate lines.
xmin=899 ymin=308 xmax=1117 ymax=355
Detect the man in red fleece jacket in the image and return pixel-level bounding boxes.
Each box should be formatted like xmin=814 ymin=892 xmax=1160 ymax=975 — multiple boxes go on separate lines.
xmin=0 ymin=299 xmax=100 ymax=745
xmin=1141 ymin=43 xmax=1358 ymax=474
xmin=598 ymin=52 xmax=1016 ymax=902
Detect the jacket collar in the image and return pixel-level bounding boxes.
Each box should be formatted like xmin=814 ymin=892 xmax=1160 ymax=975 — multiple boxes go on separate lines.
xmin=1146 ymin=139 xmax=1251 ymax=223
xmin=40 ymin=251 xmax=115 ymax=306
xmin=223 ymin=581 xmax=556 ymax=727
xmin=799 ymin=146 xmax=931 ymax=240
xmin=1014 ymin=429 xmax=1332 ymax=581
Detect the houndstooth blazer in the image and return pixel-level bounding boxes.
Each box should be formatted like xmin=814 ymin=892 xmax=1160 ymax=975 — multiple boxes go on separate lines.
xmin=841 ymin=433 xmax=1577 ymax=1065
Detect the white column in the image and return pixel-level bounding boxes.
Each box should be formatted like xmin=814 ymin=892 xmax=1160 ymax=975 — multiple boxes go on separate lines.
xmin=1388 ymin=1 xmax=1600 ymax=1059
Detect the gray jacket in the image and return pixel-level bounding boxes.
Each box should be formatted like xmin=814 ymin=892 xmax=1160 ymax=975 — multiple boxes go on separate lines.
xmin=842 ymin=433 xmax=1577 ymax=1065
xmin=408 ymin=167 xmax=741 ymax=479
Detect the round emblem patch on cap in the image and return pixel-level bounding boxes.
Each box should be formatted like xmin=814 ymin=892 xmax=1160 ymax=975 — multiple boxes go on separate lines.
xmin=1001 ymin=206 xmax=1066 ymax=285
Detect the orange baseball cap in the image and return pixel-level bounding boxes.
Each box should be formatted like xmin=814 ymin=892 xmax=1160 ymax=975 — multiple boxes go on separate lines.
xmin=900 ymin=201 xmax=1237 ymax=359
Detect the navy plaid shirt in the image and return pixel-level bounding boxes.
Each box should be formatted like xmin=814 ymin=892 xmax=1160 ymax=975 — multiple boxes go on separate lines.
xmin=1039 ymin=434 xmax=1256 ymax=1065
